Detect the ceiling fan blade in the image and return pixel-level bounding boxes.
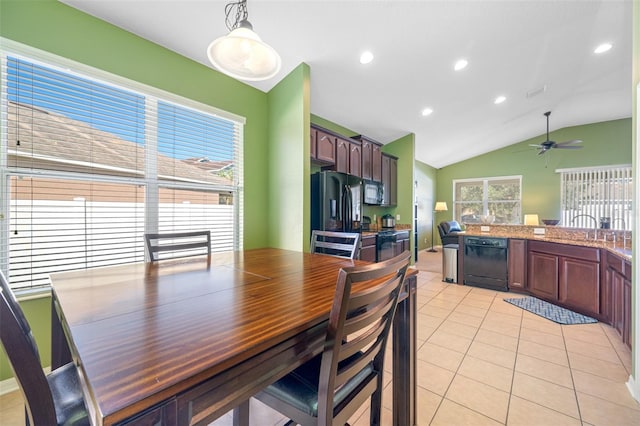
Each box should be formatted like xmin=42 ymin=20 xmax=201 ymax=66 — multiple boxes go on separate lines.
xmin=538 ymin=149 xmax=548 ymax=156
xmin=554 ymin=145 xmax=583 ymax=150
xmin=529 ymin=144 xmax=543 ymax=148
xmin=555 ymin=139 xmax=582 ymax=146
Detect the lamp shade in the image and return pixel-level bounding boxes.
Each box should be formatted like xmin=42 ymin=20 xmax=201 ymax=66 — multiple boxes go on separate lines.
xmin=524 ymin=214 xmax=539 ymax=226
xmin=434 ymin=201 xmax=448 ymax=212
xmin=207 ymin=20 xmax=281 ymax=81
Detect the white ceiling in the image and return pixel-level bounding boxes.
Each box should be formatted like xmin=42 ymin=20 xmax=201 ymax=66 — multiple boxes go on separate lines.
xmin=61 ymin=0 xmax=632 ymax=168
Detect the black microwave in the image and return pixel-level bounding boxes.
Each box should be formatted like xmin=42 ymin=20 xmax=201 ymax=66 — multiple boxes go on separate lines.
xmin=363 ymin=180 xmax=384 ymax=205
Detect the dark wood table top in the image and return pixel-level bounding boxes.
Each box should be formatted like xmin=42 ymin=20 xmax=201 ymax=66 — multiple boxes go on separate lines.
xmin=51 ymin=248 xmax=376 ymax=425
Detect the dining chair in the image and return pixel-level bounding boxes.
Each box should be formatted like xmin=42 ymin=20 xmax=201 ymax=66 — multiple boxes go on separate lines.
xmin=0 ymin=271 xmax=89 ymax=426
xmin=310 ymin=230 xmax=361 ymax=259
xmin=253 ymin=251 xmax=411 ymax=426
xmin=144 ymin=230 xmax=211 ymax=262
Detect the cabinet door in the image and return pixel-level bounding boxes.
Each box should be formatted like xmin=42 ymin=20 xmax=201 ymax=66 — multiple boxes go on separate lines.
xmin=527 ymin=251 xmax=559 ymax=300
xmin=335 ymin=138 xmax=349 ymax=173
xmin=360 ymin=245 xmax=376 ymax=262
xmin=381 ymin=155 xmax=390 ymax=205
xmin=361 ymin=140 xmax=372 ymax=180
xmin=623 ymin=278 xmax=631 ymax=349
xmin=316 ymin=130 xmax=336 ymax=164
xmin=558 ymin=257 xmax=600 ymax=316
xmin=372 ymin=144 xmax=382 ymax=182
xmin=349 ymin=141 xmax=362 ymax=177
xmin=508 ymin=239 xmax=527 ymax=291
xmin=611 ymin=270 xmax=625 ymax=338
xmin=389 ymin=157 xmax=398 ymax=206
xmin=310 ymin=127 xmax=317 ymax=159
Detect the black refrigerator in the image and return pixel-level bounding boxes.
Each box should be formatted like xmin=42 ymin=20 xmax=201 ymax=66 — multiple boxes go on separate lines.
xmin=311 ymin=171 xmax=362 ymax=232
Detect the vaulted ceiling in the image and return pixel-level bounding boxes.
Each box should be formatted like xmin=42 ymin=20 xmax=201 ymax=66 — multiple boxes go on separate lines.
xmin=62 ymin=0 xmax=633 ymax=168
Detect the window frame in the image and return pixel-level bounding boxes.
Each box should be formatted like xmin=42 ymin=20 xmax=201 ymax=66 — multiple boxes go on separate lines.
xmin=1 ymin=39 xmax=245 ymax=291
xmin=452 ymin=175 xmax=522 ymax=225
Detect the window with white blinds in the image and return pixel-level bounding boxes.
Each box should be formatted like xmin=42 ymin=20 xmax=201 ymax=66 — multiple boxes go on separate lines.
xmin=559 ymin=165 xmax=632 ymax=230
xmin=1 ymin=46 xmax=244 ymax=290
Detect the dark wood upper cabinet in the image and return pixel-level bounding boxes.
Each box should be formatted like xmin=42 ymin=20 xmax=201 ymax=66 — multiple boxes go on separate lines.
xmin=353 ymin=135 xmax=383 ymax=182
xmin=315 ymin=129 xmax=336 ymax=164
xmin=372 ymin=144 xmax=382 ymax=181
xmin=381 ymin=153 xmax=397 ymax=206
xmin=335 ymin=137 xmax=350 ymax=174
xmin=349 ymin=141 xmax=362 ymax=177
xmin=310 ymin=127 xmax=317 ymax=159
xmin=360 ymin=139 xmax=373 ymax=180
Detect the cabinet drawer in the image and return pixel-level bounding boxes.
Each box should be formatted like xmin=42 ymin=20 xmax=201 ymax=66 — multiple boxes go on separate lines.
xmin=606 ymin=251 xmax=624 ymax=274
xmin=528 ymin=240 xmax=600 ymax=262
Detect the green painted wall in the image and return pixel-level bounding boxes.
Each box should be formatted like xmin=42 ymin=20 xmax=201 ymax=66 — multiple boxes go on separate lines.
xmin=414 ymin=160 xmax=438 ymax=250
xmin=0 ymin=297 xmax=51 ymax=382
xmin=0 ymin=0 xmax=270 ymax=250
xmin=267 ymin=63 xmax=311 ymax=251
xmin=437 ymin=118 xmax=632 ymax=224
xmin=310 ymin=114 xmax=359 ymax=137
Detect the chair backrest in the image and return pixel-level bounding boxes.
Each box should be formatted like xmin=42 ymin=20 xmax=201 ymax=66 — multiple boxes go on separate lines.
xmin=316 ymin=251 xmax=411 ymax=424
xmin=310 ymin=230 xmax=360 ymax=259
xmin=0 ymin=271 xmax=58 ymax=424
xmin=145 ymin=230 xmax=211 ymax=262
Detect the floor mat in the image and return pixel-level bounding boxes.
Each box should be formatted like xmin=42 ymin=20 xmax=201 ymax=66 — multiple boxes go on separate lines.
xmin=504 ymin=296 xmax=597 ymax=325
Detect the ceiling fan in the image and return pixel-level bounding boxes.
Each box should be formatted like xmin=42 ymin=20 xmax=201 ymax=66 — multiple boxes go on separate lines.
xmin=529 ymin=111 xmax=582 ymax=155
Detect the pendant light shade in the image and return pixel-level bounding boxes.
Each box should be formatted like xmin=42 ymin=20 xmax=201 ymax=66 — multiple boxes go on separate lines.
xmin=207 ymin=2 xmax=281 ymax=81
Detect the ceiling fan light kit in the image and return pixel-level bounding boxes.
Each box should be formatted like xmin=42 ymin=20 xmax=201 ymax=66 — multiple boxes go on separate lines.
xmin=207 ymin=0 xmax=281 ymax=81
xmin=529 ymin=111 xmax=583 ymax=156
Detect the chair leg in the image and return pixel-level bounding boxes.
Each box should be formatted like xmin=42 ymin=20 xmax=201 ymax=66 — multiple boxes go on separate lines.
xmin=369 ymin=376 xmax=384 ymax=426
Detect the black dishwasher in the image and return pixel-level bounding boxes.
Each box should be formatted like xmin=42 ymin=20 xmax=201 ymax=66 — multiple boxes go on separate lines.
xmin=463 ymin=236 xmax=508 ymax=291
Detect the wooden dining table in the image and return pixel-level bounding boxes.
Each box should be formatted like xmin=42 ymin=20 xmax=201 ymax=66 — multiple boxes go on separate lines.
xmin=50 ymin=248 xmax=417 ymax=426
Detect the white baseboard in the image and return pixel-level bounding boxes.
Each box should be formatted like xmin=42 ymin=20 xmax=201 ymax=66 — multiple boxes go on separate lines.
xmin=627 ymin=374 xmax=640 ymax=403
xmin=0 ymin=366 xmax=51 ymax=396
xmin=0 ymin=376 xmax=19 ymax=395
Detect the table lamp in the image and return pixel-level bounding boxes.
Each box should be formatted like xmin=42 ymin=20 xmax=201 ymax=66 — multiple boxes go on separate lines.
xmin=428 ymin=201 xmax=448 ymax=252
xmin=524 ymin=214 xmax=539 ymax=226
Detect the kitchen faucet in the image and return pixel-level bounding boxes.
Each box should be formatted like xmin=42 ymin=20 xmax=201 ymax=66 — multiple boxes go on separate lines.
xmin=571 ymin=214 xmax=597 ymax=240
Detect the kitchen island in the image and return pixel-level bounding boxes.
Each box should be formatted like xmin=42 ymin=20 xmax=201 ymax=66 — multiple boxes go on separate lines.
xmin=451 ymin=223 xmax=632 ymax=349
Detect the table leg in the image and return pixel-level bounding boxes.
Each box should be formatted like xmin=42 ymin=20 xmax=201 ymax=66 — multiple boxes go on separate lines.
xmin=233 ymin=400 xmax=250 ymax=426
xmin=392 ymin=274 xmax=417 ymax=426
xmin=51 ymin=296 xmax=71 ymax=369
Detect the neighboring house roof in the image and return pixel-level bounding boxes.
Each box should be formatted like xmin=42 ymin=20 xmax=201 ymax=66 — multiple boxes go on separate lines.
xmin=6 ymin=101 xmax=234 ymax=186
xmin=183 ymin=157 xmax=234 ymax=173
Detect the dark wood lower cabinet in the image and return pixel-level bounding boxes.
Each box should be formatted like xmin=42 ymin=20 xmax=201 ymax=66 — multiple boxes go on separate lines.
xmin=527 ymin=250 xmax=559 ymax=300
xmin=558 ymin=257 xmax=600 ymax=315
xmin=395 ymin=231 xmax=410 ymax=256
xmin=360 ymin=234 xmax=376 ymax=262
xmin=508 ymin=239 xmax=527 ymax=291
xmin=605 ymin=251 xmax=632 ymax=349
xmin=526 ymin=240 xmax=602 ymax=320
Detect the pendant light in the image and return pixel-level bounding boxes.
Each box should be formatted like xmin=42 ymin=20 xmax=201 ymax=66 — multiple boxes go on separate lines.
xmin=207 ymin=0 xmax=281 ymax=81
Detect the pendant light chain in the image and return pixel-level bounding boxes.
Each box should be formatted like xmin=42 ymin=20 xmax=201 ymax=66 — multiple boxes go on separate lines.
xmin=224 ymin=0 xmax=249 ymax=31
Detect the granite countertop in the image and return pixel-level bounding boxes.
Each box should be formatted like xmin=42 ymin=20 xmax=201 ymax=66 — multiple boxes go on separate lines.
xmin=463 ymin=224 xmax=632 ymax=261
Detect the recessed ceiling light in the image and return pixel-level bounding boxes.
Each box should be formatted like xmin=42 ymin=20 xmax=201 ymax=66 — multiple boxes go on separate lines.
xmin=454 ymin=59 xmax=468 ymax=71
xmin=594 ymin=43 xmax=612 ymax=54
xmin=494 ymin=95 xmax=506 ymax=104
xmin=360 ymin=51 xmax=374 ymax=64
xmin=421 ymin=108 xmax=434 ymax=117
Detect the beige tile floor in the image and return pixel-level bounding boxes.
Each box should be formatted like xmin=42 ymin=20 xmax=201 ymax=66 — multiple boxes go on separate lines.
xmin=1 ymin=249 xmax=639 ymax=425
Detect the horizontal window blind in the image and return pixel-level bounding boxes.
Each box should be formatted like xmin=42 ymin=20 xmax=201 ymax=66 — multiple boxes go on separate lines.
xmin=1 ymin=48 xmax=244 ymax=290
xmin=560 ymin=166 xmax=632 ymax=230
